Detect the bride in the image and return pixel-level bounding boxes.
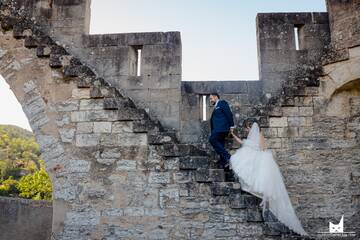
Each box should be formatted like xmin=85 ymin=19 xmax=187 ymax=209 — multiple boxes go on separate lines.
xmin=229 ymin=120 xmax=308 ymax=236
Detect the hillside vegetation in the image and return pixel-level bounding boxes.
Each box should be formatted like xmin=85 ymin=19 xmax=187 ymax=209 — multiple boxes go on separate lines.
xmin=0 ymin=124 xmax=52 ymax=200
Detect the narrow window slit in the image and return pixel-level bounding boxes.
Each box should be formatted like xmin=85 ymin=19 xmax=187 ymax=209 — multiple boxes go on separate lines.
xmin=202 ymin=95 xmax=207 ymax=121
xmin=136 ymin=48 xmax=142 ymax=76
xmin=294 ymin=26 xmax=300 ymax=50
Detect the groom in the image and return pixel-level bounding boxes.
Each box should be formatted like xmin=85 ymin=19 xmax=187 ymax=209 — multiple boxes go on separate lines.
xmin=209 ymin=93 xmax=235 ymax=169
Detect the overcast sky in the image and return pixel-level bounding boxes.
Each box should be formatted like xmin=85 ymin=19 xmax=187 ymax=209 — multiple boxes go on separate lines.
xmin=0 ymin=1 xmax=326 ymax=131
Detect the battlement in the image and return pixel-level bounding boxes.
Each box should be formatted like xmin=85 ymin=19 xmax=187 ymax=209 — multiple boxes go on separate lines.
xmin=0 ymin=1 xmax=360 ymax=239
xmin=256 ymin=12 xmax=330 ymax=93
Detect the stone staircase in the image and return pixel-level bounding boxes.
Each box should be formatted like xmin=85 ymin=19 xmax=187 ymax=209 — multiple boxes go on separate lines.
xmin=0 ymin=3 xmax=310 ymax=239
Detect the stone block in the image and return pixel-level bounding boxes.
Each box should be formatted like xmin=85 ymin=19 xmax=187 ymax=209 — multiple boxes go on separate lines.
xmin=263 ymin=222 xmax=290 ymax=236
xmin=79 ymin=99 xmax=104 ymax=110
xmin=269 ymin=117 xmax=288 ymax=127
xmin=75 ymin=133 xmax=100 ymax=147
xmin=112 ymin=121 xmax=133 ymax=133
xmin=246 ymin=208 xmax=263 ymax=222
xmin=195 ymin=169 xmax=225 ymax=182
xmin=116 ymin=160 xmax=137 ymax=171
xmin=77 ymin=122 xmax=93 ymax=133
xmin=159 ymin=187 xmax=180 ymax=208
xmin=210 ymin=182 xmax=241 ymax=196
xmin=148 ymin=131 xmax=176 ymax=145
xmin=72 ymin=88 xmax=91 ymax=99
xmin=36 ymin=46 xmax=51 ymax=57
xmin=179 ymin=156 xmax=209 ymax=170
xmin=100 ymin=133 xmax=147 ymax=146
xmin=288 ymin=116 xmax=312 ymax=127
xmin=93 ymin=122 xmax=112 ymax=133
xmin=282 ymin=107 xmax=299 ymax=116
xmin=101 ymin=208 xmax=124 ymax=217
xmin=67 ymin=159 xmax=91 ymax=173
xmin=123 ymin=207 xmax=145 ymax=217
xmin=298 ymin=106 xmax=314 ymax=116
xmin=148 ymin=172 xmax=171 ymax=184
xmin=229 ymin=193 xmax=261 ymax=209
xmin=59 ymin=128 xmax=75 ymax=142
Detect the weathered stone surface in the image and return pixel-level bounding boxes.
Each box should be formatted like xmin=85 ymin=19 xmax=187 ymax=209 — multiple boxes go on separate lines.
xmin=93 ymin=121 xmax=111 ymax=133
xmin=75 ymin=133 xmax=100 ymax=147
xmin=100 ymin=133 xmax=147 ymax=146
xmin=195 ymin=169 xmax=225 ymax=182
xmin=59 ymin=128 xmax=75 ymax=142
xmin=148 ymin=172 xmax=171 ymax=184
xmin=179 ymin=156 xmax=209 ymax=170
xmin=210 ymin=182 xmax=241 ymax=196
xmin=229 ymin=193 xmax=262 ymax=209
xmin=159 ymin=187 xmax=180 ymax=208
xmin=1 ymin=2 xmax=360 ymax=239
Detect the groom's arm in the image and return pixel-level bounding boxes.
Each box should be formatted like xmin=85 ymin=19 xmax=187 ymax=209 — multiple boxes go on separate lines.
xmin=220 ymin=101 xmax=235 ymax=129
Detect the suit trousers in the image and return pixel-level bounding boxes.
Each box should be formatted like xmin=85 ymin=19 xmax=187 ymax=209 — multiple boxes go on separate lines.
xmin=209 ymin=131 xmax=231 ymax=167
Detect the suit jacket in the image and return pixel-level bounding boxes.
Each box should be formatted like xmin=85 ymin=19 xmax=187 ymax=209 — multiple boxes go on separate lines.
xmin=210 ymin=99 xmax=234 ymax=133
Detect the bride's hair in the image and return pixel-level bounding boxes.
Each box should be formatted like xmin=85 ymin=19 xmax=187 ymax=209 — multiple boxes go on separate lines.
xmin=244 ymin=118 xmax=260 ymax=131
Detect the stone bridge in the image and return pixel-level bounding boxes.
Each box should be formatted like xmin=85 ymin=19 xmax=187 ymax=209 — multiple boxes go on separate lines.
xmin=0 ymin=0 xmax=359 ymax=239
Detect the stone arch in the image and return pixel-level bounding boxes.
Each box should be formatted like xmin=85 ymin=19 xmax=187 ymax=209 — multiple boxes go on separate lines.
xmin=319 ymin=46 xmax=360 ymax=117
xmin=320 ymin=46 xmax=360 ymax=100
xmin=0 ymin=30 xmax=85 ymax=237
xmin=0 ymin=19 xmax=162 ymax=238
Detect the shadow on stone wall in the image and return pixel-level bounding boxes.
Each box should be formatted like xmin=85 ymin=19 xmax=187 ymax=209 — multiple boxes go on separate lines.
xmin=0 ymin=196 xmax=52 ymax=240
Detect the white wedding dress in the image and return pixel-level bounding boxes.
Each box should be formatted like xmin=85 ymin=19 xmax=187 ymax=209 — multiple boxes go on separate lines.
xmin=229 ymin=122 xmax=307 ymax=236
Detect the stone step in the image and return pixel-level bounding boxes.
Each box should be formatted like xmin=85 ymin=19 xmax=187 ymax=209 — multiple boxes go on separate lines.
xmin=195 ymin=168 xmax=225 ymax=182
xmin=225 ymin=169 xmax=236 ymax=182
xmin=263 ymin=222 xmax=291 ymax=236
xmin=36 ymin=45 xmax=51 ymax=58
xmin=24 ymin=36 xmax=38 ymax=48
xmin=148 ymin=131 xmax=178 ymax=145
xmin=76 ymin=75 xmax=94 ymax=88
xmin=13 ymin=23 xmax=29 ymax=39
xmin=229 ymin=192 xmax=262 ymax=209
xmin=178 ymin=156 xmax=209 ymax=170
xmin=155 ymin=144 xmax=208 ymax=157
xmin=263 ymin=209 xmax=279 ymax=222
xmin=64 ymin=64 xmax=95 ymax=78
xmin=103 ymin=97 xmax=136 ymax=110
xmin=132 ymin=119 xmax=162 ymax=133
xmin=210 ymin=182 xmax=241 ymax=196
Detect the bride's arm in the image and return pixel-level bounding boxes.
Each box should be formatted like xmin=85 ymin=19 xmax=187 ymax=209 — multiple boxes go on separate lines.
xmin=260 ymin=133 xmax=267 ymax=150
xmin=231 ymin=132 xmax=243 ymax=144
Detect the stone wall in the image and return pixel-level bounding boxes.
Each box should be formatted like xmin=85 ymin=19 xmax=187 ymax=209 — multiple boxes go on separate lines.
xmin=79 ymin=32 xmax=182 ymax=132
xmin=0 ymin=196 xmax=52 ymax=240
xmin=180 ymin=80 xmax=263 ymax=144
xmin=327 ymin=0 xmax=360 ymax=50
xmin=0 ymin=0 xmax=359 ymax=239
xmin=256 ymin=12 xmax=330 ymax=94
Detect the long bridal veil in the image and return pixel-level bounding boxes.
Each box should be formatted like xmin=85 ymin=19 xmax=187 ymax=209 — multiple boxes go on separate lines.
xmin=230 ymin=122 xmax=307 ymax=236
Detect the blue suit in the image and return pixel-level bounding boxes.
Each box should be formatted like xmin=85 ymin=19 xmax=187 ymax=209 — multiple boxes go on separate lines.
xmin=209 ymin=99 xmax=234 ymax=168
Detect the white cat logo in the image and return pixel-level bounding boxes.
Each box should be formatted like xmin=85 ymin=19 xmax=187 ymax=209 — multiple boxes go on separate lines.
xmin=317 ymin=215 xmax=356 ymax=237
xmin=329 ymin=215 xmax=343 ymax=233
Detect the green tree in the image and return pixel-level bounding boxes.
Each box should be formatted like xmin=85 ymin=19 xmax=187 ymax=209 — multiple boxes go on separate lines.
xmin=0 ymin=124 xmax=52 ymax=200
xmin=0 ymin=176 xmax=19 ymax=196
xmin=16 ymin=160 xmax=52 ymax=200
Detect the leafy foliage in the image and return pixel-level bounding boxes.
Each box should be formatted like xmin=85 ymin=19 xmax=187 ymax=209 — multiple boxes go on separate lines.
xmin=17 ymin=160 xmax=52 ymax=200
xmin=0 ymin=176 xmax=19 ymax=196
xmin=0 ymin=124 xmax=52 ymax=200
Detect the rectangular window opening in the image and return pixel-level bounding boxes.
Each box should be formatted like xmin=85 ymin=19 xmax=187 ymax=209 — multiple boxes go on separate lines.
xmin=294 ymin=26 xmax=300 ymax=51
xmin=136 ymin=47 xmax=142 ymax=76
xmin=202 ymin=95 xmax=207 ymax=121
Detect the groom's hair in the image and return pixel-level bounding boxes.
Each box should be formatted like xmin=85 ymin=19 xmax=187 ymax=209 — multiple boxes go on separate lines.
xmin=210 ymin=92 xmax=220 ymax=99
